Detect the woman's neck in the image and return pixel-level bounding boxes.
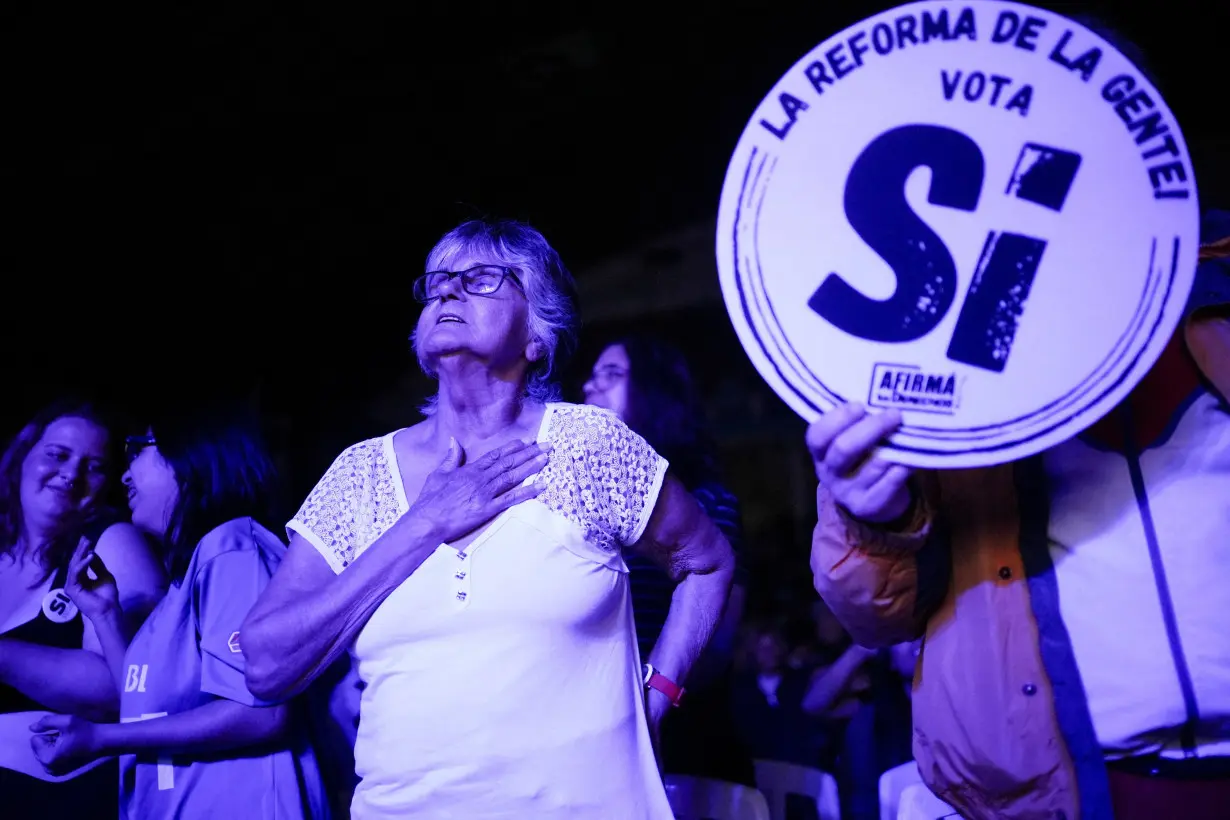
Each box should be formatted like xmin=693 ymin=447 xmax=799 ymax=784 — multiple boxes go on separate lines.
xmin=433 ymin=374 xmax=537 ymax=446
xmin=13 ymin=524 xmax=55 ymax=567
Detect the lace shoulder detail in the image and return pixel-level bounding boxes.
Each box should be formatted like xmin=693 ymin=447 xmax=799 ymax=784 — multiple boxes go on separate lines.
xmin=535 ymin=404 xmax=669 ymax=552
xmin=286 ymin=435 xmax=402 ymax=574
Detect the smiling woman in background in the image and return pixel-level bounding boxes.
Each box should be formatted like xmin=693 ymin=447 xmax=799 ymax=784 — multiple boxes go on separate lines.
xmin=0 ymin=400 xmax=165 ymax=819
xmin=241 ymin=218 xmax=736 ymax=819
xmin=30 ymin=406 xmax=326 ymax=820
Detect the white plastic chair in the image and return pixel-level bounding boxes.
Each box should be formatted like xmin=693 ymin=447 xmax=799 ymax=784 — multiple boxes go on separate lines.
xmin=897 ymin=783 xmax=961 ymax=820
xmin=664 ymin=773 xmax=771 ymax=820
xmin=752 ymin=758 xmax=841 ymax=820
xmin=879 ymin=761 xmax=925 ymax=820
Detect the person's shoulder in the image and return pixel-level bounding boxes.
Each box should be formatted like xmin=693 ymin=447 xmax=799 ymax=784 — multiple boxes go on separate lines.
xmin=89 ymin=521 xmax=166 ymax=611
xmin=331 ymin=434 xmax=393 ymax=467
xmin=92 ymin=521 xmax=158 ymax=566
xmin=93 ymin=520 xmax=147 ymax=549
xmin=312 ymin=432 xmax=402 ymax=486
xmin=546 ymin=401 xmax=619 ymax=423
xmin=544 ymin=402 xmax=669 ymax=467
xmin=194 ymin=517 xmax=269 ymax=565
xmin=543 ymin=402 xmax=632 ymax=444
xmin=187 ymin=520 xmax=286 ymax=594
xmin=249 ymin=520 xmax=288 ymax=560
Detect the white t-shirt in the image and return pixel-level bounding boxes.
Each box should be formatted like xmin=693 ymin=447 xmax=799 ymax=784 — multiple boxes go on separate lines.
xmin=1047 ymin=390 xmax=1230 ymax=759
xmin=288 ymin=403 xmax=673 ymax=820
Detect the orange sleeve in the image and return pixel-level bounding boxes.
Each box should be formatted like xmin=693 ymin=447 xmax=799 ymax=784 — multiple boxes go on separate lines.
xmin=1198 ymin=235 xmax=1230 ymax=262
xmin=810 ymin=480 xmax=934 ymax=648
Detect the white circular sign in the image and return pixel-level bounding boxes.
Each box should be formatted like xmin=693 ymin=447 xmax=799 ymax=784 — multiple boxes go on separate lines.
xmin=716 ymin=1 xmax=1200 ymax=467
xmin=41 ymin=588 xmax=78 ymax=623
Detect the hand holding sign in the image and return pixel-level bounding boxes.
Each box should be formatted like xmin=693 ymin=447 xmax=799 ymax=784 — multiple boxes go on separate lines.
xmin=806 ymin=405 xmax=912 ymax=523
xmin=716 ymin=0 xmax=1200 ymax=468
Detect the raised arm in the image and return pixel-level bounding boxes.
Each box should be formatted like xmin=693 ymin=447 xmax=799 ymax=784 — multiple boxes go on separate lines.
xmin=807 ymin=404 xmax=934 ymax=648
xmin=242 ymin=439 xmax=548 ymax=701
xmin=633 ymin=475 xmax=736 ymax=723
xmin=800 ymin=644 xmax=878 ymax=716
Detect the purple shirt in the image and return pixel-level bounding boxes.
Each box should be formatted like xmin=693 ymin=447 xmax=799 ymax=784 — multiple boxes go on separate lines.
xmin=119 ymin=518 xmax=326 ymax=819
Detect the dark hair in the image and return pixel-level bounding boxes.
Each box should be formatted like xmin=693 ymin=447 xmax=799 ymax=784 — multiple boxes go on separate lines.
xmin=606 ymin=334 xmax=722 ymax=491
xmin=0 ymin=399 xmax=120 ymax=581
xmin=148 ymin=404 xmax=281 ymax=584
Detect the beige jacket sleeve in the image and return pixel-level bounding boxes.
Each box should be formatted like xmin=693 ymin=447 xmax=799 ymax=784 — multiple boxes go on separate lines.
xmin=810 ymin=479 xmax=935 ymax=648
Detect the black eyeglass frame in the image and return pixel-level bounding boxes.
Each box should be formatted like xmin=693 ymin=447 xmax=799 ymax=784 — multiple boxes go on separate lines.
xmin=125 ymin=435 xmax=157 ymax=462
xmin=412 ymin=265 xmax=523 ymax=304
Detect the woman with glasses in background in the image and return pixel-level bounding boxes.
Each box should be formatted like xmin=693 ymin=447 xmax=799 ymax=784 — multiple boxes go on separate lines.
xmin=0 ymin=400 xmax=165 ymax=819
xmin=30 ymin=406 xmax=327 ymax=820
xmin=583 ymin=334 xmax=754 ymax=786
xmin=241 ymin=218 xmax=735 ymax=819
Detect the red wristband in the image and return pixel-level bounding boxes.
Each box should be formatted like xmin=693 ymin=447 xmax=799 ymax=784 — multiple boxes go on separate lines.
xmin=642 ymin=663 xmax=685 ymax=707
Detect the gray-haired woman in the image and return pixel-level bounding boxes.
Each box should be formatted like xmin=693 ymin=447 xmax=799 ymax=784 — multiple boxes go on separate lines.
xmin=242 ymin=218 xmax=735 ymax=819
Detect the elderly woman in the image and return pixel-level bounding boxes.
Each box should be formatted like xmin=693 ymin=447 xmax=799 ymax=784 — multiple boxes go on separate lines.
xmin=242 ymin=218 xmax=736 ymax=819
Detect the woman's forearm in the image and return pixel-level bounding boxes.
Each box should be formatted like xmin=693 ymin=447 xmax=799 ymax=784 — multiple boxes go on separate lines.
xmin=639 ymin=479 xmax=737 ymax=698
xmin=97 ymin=700 xmax=288 ymax=757
xmin=243 ymin=515 xmax=441 ymax=701
xmin=0 ymin=639 xmax=117 ymax=719
xmin=648 ymin=551 xmax=736 ymax=690
xmin=686 ymin=582 xmax=745 ymax=688
xmin=89 ymin=609 xmax=133 ymax=697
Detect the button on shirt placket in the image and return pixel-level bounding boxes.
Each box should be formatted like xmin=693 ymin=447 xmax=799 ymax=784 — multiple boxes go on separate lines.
xmin=454 ymin=549 xmax=471 ymax=605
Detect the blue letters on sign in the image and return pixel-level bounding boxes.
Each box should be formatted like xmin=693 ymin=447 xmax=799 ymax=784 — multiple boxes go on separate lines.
xmin=808 ymin=125 xmax=1081 ymax=372
xmin=808 ymin=125 xmax=984 ymax=343
xmin=946 ymin=231 xmax=1045 ymax=371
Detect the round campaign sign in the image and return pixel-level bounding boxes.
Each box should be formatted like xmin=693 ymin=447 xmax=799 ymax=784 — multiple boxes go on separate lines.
xmin=716 ymin=1 xmax=1200 ymax=467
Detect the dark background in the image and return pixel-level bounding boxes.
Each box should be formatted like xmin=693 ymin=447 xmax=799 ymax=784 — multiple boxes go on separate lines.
xmin=2 ymin=0 xmax=1224 ymax=524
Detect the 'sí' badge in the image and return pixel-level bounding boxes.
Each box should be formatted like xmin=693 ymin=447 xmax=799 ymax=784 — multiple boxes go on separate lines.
xmin=42 ymin=589 xmax=78 ymax=624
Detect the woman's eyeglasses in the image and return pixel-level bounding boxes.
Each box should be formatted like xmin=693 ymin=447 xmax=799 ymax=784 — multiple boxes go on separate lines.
xmin=125 ymin=435 xmax=156 ymax=463
xmin=413 ymin=265 xmax=522 ymax=303
xmin=587 ymin=366 xmax=627 ymax=391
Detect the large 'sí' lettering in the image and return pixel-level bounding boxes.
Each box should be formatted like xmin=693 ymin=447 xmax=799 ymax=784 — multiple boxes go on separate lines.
xmin=808 ymin=125 xmax=984 ymax=343
xmin=808 ymin=127 xmax=1080 ymax=373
